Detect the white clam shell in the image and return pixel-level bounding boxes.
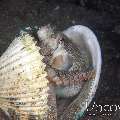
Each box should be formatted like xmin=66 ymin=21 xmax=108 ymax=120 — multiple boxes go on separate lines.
xmin=0 ymin=32 xmax=57 ymax=120
xmin=61 ymin=25 xmax=102 ymax=119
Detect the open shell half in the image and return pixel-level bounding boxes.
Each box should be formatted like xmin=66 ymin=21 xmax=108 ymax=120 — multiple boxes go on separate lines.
xmin=0 ymin=31 xmax=57 ymax=120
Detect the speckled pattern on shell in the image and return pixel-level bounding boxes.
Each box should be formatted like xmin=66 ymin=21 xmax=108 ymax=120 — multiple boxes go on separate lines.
xmin=0 ymin=31 xmax=57 ymax=120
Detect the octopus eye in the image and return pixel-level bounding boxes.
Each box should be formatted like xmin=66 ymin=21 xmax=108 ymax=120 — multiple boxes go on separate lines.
xmin=58 ymin=38 xmax=64 ymax=44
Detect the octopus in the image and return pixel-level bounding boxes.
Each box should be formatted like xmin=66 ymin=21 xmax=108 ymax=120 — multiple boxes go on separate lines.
xmin=37 ymin=25 xmax=96 ymax=119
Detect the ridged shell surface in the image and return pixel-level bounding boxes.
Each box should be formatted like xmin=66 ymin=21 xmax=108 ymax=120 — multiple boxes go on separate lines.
xmin=0 ymin=32 xmax=57 ymax=120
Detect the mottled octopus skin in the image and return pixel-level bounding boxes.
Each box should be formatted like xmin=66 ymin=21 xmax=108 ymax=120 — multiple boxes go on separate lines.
xmin=54 ymin=69 xmax=96 ymax=98
xmin=59 ymin=33 xmax=90 ymax=72
xmin=38 ymin=30 xmax=91 ymax=98
xmin=37 ymin=25 xmax=96 ymax=120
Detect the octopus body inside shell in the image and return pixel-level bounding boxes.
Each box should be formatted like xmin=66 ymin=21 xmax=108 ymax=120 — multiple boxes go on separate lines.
xmin=37 ymin=25 xmax=96 ymax=118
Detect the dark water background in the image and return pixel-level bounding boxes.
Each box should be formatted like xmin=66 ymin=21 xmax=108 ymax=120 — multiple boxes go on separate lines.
xmin=0 ymin=0 xmax=120 ymax=119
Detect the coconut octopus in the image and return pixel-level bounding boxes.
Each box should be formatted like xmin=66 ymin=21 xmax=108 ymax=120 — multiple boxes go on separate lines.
xmin=37 ymin=25 xmax=96 ymax=119
xmin=37 ymin=25 xmax=95 ymax=97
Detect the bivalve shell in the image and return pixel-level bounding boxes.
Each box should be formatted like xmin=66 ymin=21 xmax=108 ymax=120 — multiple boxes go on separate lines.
xmin=0 ymin=31 xmax=57 ymax=120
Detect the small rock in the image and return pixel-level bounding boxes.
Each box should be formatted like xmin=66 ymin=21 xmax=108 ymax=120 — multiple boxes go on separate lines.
xmin=72 ymin=20 xmax=76 ymax=24
xmin=54 ymin=5 xmax=60 ymax=11
xmin=114 ymin=25 xmax=120 ymax=34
